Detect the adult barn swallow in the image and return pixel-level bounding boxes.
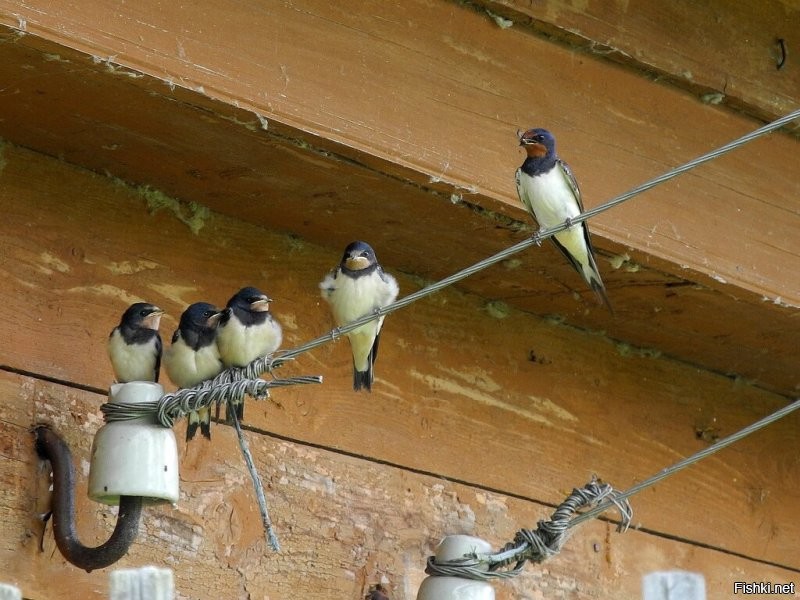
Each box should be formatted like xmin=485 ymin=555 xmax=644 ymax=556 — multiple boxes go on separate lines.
xmin=320 ymin=241 xmax=399 ymax=391
xmin=216 ymin=286 xmax=283 ymax=421
xmin=516 ymin=128 xmax=611 ymax=311
xmin=107 ymin=302 xmax=164 ymax=383
xmin=164 ymin=302 xmax=224 ymax=440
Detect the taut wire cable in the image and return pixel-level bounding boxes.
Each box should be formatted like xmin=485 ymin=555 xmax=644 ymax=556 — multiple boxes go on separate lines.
xmin=100 ymin=108 xmax=800 ymax=425
xmin=426 ymin=397 xmax=800 ymax=580
xmin=269 ymin=107 xmax=800 ymax=369
xmin=97 ymin=109 xmax=800 ymax=554
xmin=566 ymin=396 xmax=800 ymax=529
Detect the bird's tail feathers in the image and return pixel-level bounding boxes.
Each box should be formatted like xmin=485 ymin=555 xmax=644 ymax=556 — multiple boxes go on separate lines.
xmin=186 ymin=408 xmax=212 ymax=441
xmin=564 ymin=239 xmax=613 ymax=315
xmin=352 ymin=333 xmax=381 ymax=392
xmin=199 ymin=407 xmax=211 ymax=440
xmin=353 ymin=365 xmax=373 ymax=391
xmin=224 ymin=399 xmax=244 ymax=424
xmin=186 ymin=411 xmax=200 ymax=442
xmin=588 ymin=275 xmax=614 ymax=315
xmin=579 ymin=255 xmax=613 ymax=314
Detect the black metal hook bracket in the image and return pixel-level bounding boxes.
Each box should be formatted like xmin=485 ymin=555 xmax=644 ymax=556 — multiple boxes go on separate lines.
xmin=34 ymin=425 xmax=143 ymax=572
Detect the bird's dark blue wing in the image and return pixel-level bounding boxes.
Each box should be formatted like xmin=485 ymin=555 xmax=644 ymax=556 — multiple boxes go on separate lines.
xmin=154 ymin=334 xmax=163 ymax=383
xmin=556 ymin=158 xmax=584 ymax=212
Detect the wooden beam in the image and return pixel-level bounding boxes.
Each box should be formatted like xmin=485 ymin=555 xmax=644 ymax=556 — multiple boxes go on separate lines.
xmin=0 ymin=145 xmax=798 ymax=571
xmin=0 ymin=35 xmax=797 ymax=399
xmin=0 ymin=0 xmax=797 ymax=305
xmin=0 ymin=5 xmax=798 ymax=596
xmin=2 ymin=372 xmax=798 ymax=599
xmin=0 ymin=30 xmax=800 ymax=394
xmin=476 ymin=0 xmax=800 ymax=127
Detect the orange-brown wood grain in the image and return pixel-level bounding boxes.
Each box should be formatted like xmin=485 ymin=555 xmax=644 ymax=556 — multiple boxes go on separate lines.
xmin=0 ymin=144 xmax=798 ymax=578
xmin=0 ymin=34 xmax=798 ymax=400
xmin=0 ymin=3 xmax=798 ymax=400
xmin=2 ymin=371 xmax=799 ymax=599
xmin=0 ymin=0 xmax=797 ymax=301
xmin=479 ymin=0 xmax=800 ymax=124
xmin=0 ymin=4 xmax=798 ymax=596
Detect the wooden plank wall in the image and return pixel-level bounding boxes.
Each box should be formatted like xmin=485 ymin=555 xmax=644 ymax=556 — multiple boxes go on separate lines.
xmin=1 ymin=143 xmax=799 ymax=598
xmin=480 ymin=0 xmax=800 ymax=124
xmin=0 ymin=0 xmax=797 ymax=406
xmin=0 ymin=0 xmax=798 ymax=305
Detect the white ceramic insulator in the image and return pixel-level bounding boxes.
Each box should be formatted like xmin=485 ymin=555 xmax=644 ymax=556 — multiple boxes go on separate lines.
xmin=88 ymin=382 xmax=179 ymax=506
xmin=416 ymin=535 xmax=496 ymax=600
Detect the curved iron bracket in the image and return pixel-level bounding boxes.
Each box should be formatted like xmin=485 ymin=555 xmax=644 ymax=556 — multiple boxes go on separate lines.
xmin=34 ymin=425 xmax=143 ymax=572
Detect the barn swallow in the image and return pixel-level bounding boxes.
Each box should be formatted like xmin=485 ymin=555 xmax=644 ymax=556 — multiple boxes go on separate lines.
xmin=216 ymin=286 xmax=283 ymax=422
xmin=515 ymin=128 xmax=612 ymax=311
xmin=107 ymin=302 xmax=164 ymax=383
xmin=164 ymin=302 xmax=224 ymax=440
xmin=320 ymin=241 xmax=399 ymax=391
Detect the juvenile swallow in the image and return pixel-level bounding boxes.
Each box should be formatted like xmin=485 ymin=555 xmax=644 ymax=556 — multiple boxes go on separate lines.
xmin=515 ymin=128 xmax=612 ymax=311
xmin=216 ymin=286 xmax=283 ymax=422
xmin=107 ymin=302 xmax=164 ymax=383
xmin=320 ymin=241 xmax=399 ymax=391
xmin=164 ymin=302 xmax=224 ymax=440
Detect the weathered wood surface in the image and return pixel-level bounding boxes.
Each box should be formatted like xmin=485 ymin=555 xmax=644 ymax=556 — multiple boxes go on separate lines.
xmin=1 ymin=371 xmax=798 ymax=600
xmin=0 ymin=144 xmax=798 ymax=576
xmin=0 ymin=28 xmax=798 ymax=400
xmin=0 ymin=1 xmax=797 ymax=304
xmin=478 ymin=0 xmax=800 ymax=126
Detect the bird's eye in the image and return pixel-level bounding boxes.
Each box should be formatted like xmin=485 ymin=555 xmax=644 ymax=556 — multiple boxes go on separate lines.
xmin=140 ymin=310 xmax=149 ymax=317
xmin=203 ymin=311 xmax=214 ymax=318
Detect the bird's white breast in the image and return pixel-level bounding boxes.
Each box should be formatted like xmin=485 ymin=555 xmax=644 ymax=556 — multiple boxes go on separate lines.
xmin=321 ymin=269 xmax=399 ymax=370
xmin=325 ymin=270 xmax=398 ymax=327
xmin=517 ymin=167 xmax=593 ymax=271
xmin=164 ymin=337 xmax=222 ymax=388
xmin=516 ymin=167 xmax=580 ymax=228
xmin=217 ymin=317 xmax=282 ymax=367
xmin=107 ymin=329 xmax=158 ymax=382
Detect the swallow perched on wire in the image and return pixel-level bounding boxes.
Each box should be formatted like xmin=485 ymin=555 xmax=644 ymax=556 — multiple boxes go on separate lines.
xmin=516 ymin=128 xmax=612 ymax=311
xmin=216 ymin=286 xmax=283 ymax=422
xmin=320 ymin=241 xmax=399 ymax=391
xmin=164 ymin=302 xmax=224 ymax=440
xmin=107 ymin=302 xmax=164 ymax=383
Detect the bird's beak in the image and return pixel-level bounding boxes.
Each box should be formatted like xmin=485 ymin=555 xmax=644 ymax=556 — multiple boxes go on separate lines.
xmin=206 ymin=311 xmax=223 ymax=327
xmin=142 ymin=309 xmax=164 ymax=331
xmin=250 ymin=296 xmax=272 ymax=312
xmin=345 ymin=256 xmax=371 ymax=271
xmin=518 ymin=128 xmax=537 ymax=146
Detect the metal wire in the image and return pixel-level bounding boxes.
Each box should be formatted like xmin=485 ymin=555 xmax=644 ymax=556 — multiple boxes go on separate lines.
xmin=567 ymin=396 xmax=800 ymax=529
xmin=425 ymin=478 xmax=632 ymax=580
xmin=271 ymin=108 xmax=800 ymax=368
xmin=97 ymin=109 xmax=799 ymax=562
xmin=100 ymin=373 xmax=322 ymax=425
xmin=101 ymin=108 xmax=800 ymax=424
xmin=426 ymin=397 xmax=800 ymax=581
xmin=577 ymin=108 xmax=800 ymax=223
xmin=229 ymin=404 xmax=281 ymax=552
